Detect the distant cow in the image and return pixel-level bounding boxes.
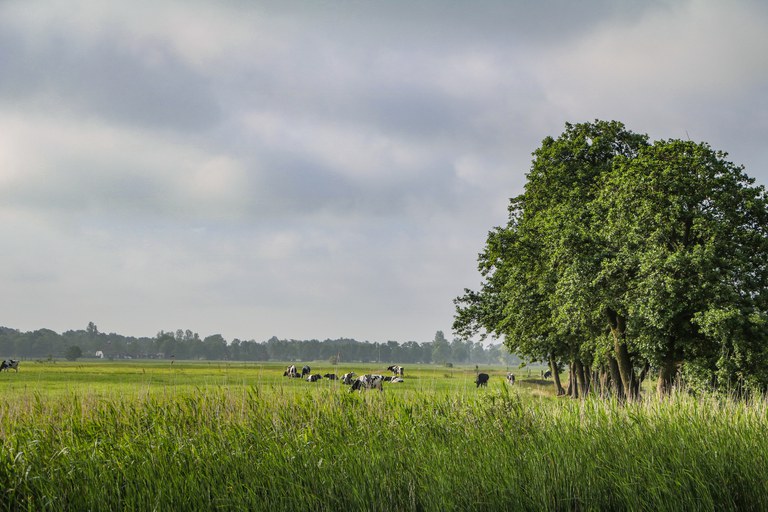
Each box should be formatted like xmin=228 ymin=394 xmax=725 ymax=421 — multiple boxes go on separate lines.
xmin=323 ymin=373 xmax=337 ymax=380
xmin=543 ymin=370 xmax=552 ymax=379
xmin=306 ymin=374 xmax=322 ymax=382
xmin=283 ymin=365 xmax=298 ymax=377
xmin=350 ymin=374 xmax=384 ymax=392
xmin=302 ymin=366 xmax=311 ymax=378
xmin=0 ymin=360 xmax=19 ymax=372
xmin=387 ymin=365 xmax=404 ymax=377
xmin=475 ymin=373 xmax=489 ymax=388
xmin=506 ymin=373 xmax=516 ymax=385
xmin=391 ymin=377 xmax=404 ymax=383
xmin=341 ymin=372 xmax=357 ymax=385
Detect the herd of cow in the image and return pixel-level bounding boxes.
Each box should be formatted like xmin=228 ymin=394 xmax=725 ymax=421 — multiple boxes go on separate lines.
xmin=283 ymin=364 xmax=405 ymax=391
xmin=283 ymin=364 xmax=518 ymax=391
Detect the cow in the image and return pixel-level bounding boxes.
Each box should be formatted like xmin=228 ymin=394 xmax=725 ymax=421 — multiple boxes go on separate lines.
xmin=0 ymin=360 xmax=19 ymax=372
xmin=283 ymin=365 xmax=298 ymax=377
xmin=506 ymin=373 xmax=516 ymax=385
xmin=341 ymin=372 xmax=357 ymax=385
xmin=387 ymin=365 xmax=404 ymax=377
xmin=306 ymin=374 xmax=323 ymax=382
xmin=323 ymin=373 xmax=337 ymax=380
xmin=350 ymin=374 xmax=384 ymax=392
xmin=543 ymin=370 xmax=552 ymax=379
xmin=475 ymin=373 xmax=489 ymax=388
xmin=301 ymin=365 xmax=311 ymax=378
xmin=391 ymin=377 xmax=404 ymax=383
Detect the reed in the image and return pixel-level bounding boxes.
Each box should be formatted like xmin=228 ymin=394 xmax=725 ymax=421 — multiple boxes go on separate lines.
xmin=0 ymin=364 xmax=766 ymax=510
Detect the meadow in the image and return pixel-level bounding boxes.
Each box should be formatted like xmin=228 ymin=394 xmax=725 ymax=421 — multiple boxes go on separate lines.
xmin=0 ymin=360 xmax=766 ymax=511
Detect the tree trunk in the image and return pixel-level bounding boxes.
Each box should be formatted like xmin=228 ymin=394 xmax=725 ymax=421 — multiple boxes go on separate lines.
xmin=583 ymin=364 xmax=592 ymax=396
xmin=597 ymin=367 xmax=610 ymax=399
xmin=608 ymin=355 xmax=625 ymax=401
xmin=657 ymin=354 xmax=677 ymax=397
xmin=568 ymin=361 xmax=578 ymax=398
xmin=575 ymin=359 xmax=587 ymax=398
xmin=608 ymin=311 xmax=637 ymax=400
xmin=549 ymin=358 xmax=565 ymax=396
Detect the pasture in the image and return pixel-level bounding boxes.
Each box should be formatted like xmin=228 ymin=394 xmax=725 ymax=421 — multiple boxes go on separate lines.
xmin=0 ymin=361 xmax=766 ymax=511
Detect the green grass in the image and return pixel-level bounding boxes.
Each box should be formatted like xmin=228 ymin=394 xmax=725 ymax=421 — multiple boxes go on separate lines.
xmin=0 ymin=361 xmax=765 ymax=511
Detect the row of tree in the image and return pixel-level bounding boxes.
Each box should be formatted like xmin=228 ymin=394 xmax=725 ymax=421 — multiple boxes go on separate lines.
xmin=455 ymin=120 xmax=768 ymax=398
xmin=0 ymin=324 xmax=520 ymax=366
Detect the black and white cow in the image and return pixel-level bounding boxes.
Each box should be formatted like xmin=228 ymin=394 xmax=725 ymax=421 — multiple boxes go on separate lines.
xmin=306 ymin=374 xmax=323 ymax=382
xmin=350 ymin=374 xmax=384 ymax=392
xmin=283 ymin=364 xmax=298 ymax=377
xmin=543 ymin=370 xmax=552 ymax=379
xmin=475 ymin=373 xmax=489 ymax=388
xmin=0 ymin=359 xmax=19 ymax=372
xmin=506 ymin=373 xmax=516 ymax=385
xmin=387 ymin=365 xmax=404 ymax=377
xmin=341 ymin=372 xmax=357 ymax=385
xmin=301 ymin=365 xmax=311 ymax=378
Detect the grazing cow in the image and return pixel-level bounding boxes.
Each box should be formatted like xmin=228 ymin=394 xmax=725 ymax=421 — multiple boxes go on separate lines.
xmin=350 ymin=374 xmax=384 ymax=392
xmin=543 ymin=370 xmax=552 ymax=379
xmin=323 ymin=373 xmax=337 ymax=380
xmin=301 ymin=365 xmax=311 ymax=378
xmin=506 ymin=373 xmax=516 ymax=385
xmin=0 ymin=359 xmax=19 ymax=372
xmin=306 ymin=374 xmax=323 ymax=382
xmin=475 ymin=373 xmax=489 ymax=388
xmin=391 ymin=377 xmax=404 ymax=383
xmin=283 ymin=365 xmax=298 ymax=377
xmin=341 ymin=372 xmax=357 ymax=385
xmin=387 ymin=365 xmax=404 ymax=376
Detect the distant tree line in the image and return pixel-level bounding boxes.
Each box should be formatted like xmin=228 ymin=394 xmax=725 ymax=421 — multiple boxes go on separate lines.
xmin=0 ymin=324 xmax=519 ymax=366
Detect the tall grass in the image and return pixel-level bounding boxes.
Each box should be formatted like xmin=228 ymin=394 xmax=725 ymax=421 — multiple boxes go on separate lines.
xmin=0 ymin=383 xmax=766 ymax=511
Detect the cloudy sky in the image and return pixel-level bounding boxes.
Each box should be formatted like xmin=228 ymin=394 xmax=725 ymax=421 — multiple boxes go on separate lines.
xmin=1 ymin=0 xmax=766 ymax=343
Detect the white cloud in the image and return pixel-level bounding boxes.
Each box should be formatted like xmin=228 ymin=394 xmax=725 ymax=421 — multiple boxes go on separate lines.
xmin=536 ymin=1 xmax=768 ymax=116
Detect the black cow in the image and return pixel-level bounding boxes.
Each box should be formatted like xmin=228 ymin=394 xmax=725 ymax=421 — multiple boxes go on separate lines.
xmin=350 ymin=374 xmax=384 ymax=392
xmin=301 ymin=366 xmax=311 ymax=378
xmin=387 ymin=365 xmax=404 ymax=377
xmin=543 ymin=370 xmax=552 ymax=379
xmin=475 ymin=373 xmax=489 ymax=388
xmin=323 ymin=373 xmax=337 ymax=380
xmin=0 ymin=359 xmax=19 ymax=372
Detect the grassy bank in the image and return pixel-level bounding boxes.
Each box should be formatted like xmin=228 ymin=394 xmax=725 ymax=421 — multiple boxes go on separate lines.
xmin=0 ymin=368 xmax=766 ymax=511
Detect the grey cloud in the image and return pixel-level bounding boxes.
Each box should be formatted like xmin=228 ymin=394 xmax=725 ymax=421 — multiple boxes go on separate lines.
xmin=0 ymin=22 xmax=220 ymax=131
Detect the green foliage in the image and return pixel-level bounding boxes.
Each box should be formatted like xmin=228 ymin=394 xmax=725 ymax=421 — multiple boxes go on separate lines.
xmin=64 ymin=345 xmax=82 ymax=361
xmin=456 ymin=120 xmax=768 ymax=395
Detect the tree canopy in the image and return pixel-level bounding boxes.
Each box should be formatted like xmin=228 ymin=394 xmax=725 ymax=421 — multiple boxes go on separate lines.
xmin=455 ymin=120 xmax=768 ymax=397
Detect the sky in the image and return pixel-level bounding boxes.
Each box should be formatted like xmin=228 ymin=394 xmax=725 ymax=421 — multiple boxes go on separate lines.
xmin=1 ymin=0 xmax=767 ymax=343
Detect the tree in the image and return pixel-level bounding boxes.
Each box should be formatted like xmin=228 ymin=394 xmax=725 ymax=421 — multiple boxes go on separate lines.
xmin=456 ymin=120 xmax=768 ymax=397
xmin=456 ymin=120 xmax=648 ymax=397
xmin=596 ymin=139 xmax=768 ymax=394
xmin=431 ymin=331 xmax=451 ymax=364
xmin=65 ymin=345 xmax=83 ymax=361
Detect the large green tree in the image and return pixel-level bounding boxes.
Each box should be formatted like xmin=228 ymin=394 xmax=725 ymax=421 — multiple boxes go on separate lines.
xmin=456 ymin=121 xmax=768 ymax=398
xmin=595 ymin=139 xmax=768 ymax=394
xmin=456 ymin=120 xmax=648 ymax=397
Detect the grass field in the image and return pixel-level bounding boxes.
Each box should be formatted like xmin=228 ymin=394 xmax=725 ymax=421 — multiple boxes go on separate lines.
xmin=0 ymin=361 xmax=766 ymax=511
